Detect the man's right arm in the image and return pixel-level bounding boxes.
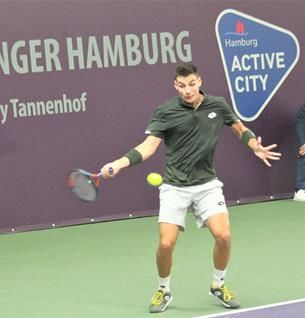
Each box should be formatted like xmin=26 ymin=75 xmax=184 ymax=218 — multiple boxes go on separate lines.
xmin=101 ymin=135 xmax=162 ymax=178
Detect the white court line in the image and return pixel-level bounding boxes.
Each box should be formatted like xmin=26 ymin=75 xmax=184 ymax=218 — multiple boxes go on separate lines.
xmin=192 ymin=298 xmax=305 ymax=318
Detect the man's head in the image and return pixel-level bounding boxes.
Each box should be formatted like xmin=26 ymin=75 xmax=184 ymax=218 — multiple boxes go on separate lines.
xmin=175 ymin=63 xmax=198 ymax=78
xmin=174 ymin=63 xmax=202 ymax=107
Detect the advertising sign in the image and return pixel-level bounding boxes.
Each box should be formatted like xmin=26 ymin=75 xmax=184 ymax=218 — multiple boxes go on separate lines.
xmin=216 ymin=9 xmax=300 ymax=121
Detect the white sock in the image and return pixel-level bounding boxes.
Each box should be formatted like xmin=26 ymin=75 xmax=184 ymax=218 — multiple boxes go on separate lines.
xmin=159 ymin=275 xmax=170 ymax=292
xmin=212 ymin=268 xmax=226 ymax=288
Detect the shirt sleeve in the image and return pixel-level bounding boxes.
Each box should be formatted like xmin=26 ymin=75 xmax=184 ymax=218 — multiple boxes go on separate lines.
xmin=221 ymin=97 xmax=240 ymax=126
xmin=145 ymin=106 xmax=167 ymax=138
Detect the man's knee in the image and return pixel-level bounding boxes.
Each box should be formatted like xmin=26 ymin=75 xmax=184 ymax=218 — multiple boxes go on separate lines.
xmin=214 ymin=230 xmax=231 ymax=246
xmin=158 ymin=238 xmax=176 ymax=255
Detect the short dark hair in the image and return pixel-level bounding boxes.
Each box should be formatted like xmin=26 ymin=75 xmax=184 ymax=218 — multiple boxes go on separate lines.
xmin=175 ymin=63 xmax=198 ymax=78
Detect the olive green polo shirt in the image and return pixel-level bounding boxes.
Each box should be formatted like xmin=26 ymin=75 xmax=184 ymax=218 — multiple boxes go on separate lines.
xmin=145 ymin=94 xmax=240 ymax=186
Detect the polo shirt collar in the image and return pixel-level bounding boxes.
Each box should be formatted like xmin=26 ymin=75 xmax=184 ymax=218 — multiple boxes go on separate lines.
xmin=178 ymin=91 xmax=207 ymax=109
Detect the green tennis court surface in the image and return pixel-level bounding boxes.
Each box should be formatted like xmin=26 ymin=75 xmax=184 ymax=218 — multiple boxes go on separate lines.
xmin=0 ymin=199 xmax=304 ymax=318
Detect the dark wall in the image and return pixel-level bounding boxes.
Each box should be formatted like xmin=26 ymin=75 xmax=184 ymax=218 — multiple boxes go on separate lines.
xmin=0 ymin=1 xmax=304 ymax=233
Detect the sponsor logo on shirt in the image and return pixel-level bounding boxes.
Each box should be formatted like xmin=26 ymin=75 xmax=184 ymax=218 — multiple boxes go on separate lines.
xmin=208 ymin=112 xmax=217 ymax=119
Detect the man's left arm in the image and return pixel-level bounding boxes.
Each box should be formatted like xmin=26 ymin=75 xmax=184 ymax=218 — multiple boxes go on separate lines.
xmin=230 ymin=121 xmax=282 ymax=167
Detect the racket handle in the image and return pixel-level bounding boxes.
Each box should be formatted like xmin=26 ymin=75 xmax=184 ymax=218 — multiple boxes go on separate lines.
xmin=97 ymin=167 xmax=113 ymax=178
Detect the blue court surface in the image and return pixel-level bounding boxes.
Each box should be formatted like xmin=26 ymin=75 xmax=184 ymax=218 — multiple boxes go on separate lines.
xmin=193 ymin=299 xmax=305 ymax=318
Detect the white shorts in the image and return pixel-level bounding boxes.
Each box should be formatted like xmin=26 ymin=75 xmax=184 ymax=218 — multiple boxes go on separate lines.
xmin=158 ymin=179 xmax=228 ymax=230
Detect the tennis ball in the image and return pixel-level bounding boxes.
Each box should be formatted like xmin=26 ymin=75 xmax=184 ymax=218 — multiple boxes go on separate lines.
xmin=146 ymin=172 xmax=163 ymax=187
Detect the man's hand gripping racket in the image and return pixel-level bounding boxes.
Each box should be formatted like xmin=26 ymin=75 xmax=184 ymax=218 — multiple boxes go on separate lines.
xmin=66 ymin=167 xmax=113 ymax=202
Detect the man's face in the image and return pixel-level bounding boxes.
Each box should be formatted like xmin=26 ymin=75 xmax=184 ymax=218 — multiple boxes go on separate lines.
xmin=174 ymin=74 xmax=202 ymax=106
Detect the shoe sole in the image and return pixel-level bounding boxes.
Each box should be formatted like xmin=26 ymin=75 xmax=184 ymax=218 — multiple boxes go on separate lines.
xmin=161 ymin=296 xmax=173 ymax=312
xmin=149 ymin=296 xmax=173 ymax=313
xmin=209 ymin=291 xmax=240 ymax=309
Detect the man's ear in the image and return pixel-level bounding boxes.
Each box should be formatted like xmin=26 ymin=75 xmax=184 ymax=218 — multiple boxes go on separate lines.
xmin=198 ymin=76 xmax=203 ymax=87
xmin=174 ymin=80 xmax=178 ymax=90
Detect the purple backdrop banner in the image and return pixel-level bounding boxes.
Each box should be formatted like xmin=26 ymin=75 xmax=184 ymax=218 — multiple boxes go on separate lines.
xmin=0 ymin=1 xmax=304 ymax=233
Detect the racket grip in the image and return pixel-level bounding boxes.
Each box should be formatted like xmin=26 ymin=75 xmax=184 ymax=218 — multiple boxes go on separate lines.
xmin=97 ymin=167 xmax=113 ymax=178
xmin=98 ymin=167 xmax=113 ymax=177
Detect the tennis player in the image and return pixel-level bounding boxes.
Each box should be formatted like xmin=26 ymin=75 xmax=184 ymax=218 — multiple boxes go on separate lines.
xmin=294 ymin=102 xmax=305 ymax=201
xmin=101 ymin=63 xmax=281 ymax=313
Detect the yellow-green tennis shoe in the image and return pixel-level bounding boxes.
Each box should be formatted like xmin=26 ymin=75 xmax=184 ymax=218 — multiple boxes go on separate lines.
xmin=209 ymin=284 xmax=240 ymax=309
xmin=149 ymin=290 xmax=173 ymax=313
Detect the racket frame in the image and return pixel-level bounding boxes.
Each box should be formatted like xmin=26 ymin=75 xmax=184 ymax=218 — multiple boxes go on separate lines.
xmin=66 ymin=169 xmax=103 ymax=202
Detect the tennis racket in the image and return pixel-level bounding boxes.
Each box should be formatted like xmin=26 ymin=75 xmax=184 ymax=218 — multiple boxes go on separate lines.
xmin=66 ymin=168 xmax=113 ymax=202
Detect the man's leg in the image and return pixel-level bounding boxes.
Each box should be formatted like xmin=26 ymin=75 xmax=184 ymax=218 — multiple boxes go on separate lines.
xmin=206 ymin=213 xmax=231 ymax=271
xmin=206 ymin=213 xmax=240 ymax=309
xmin=156 ymin=223 xmax=180 ymax=278
xmin=149 ymin=223 xmax=179 ymax=313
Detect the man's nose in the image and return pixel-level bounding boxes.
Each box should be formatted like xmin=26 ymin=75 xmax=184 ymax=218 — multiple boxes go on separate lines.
xmin=185 ymin=87 xmax=191 ymax=94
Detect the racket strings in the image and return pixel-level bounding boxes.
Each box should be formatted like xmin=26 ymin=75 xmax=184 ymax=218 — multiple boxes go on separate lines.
xmin=67 ymin=171 xmax=98 ymax=202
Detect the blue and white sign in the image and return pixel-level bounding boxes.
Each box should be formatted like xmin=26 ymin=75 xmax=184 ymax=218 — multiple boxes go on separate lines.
xmin=216 ymin=9 xmax=300 ymax=121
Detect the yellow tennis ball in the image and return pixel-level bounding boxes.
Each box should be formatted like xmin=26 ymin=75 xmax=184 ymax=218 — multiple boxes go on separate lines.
xmin=146 ymin=172 xmax=163 ymax=187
